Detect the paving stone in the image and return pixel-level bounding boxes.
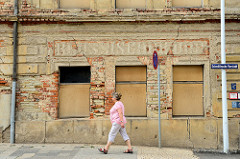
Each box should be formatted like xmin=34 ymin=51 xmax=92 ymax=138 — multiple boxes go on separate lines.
xmin=0 ymin=144 xmax=202 ymax=159
xmin=10 ymin=147 xmax=39 ymax=157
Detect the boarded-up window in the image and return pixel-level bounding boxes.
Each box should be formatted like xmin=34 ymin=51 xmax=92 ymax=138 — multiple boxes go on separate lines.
xmin=116 ymin=66 xmax=147 ymax=116
xmin=116 ymin=0 xmax=146 ymax=9
xmin=172 ymin=0 xmax=202 ymax=8
xmin=59 ymin=0 xmax=90 ymax=9
xmin=173 ymin=65 xmax=203 ymax=116
xmin=59 ymin=66 xmax=90 ymax=118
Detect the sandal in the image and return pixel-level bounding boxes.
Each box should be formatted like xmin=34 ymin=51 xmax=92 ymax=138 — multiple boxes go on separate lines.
xmin=98 ymin=148 xmax=108 ymax=154
xmin=124 ymin=149 xmax=133 ymax=153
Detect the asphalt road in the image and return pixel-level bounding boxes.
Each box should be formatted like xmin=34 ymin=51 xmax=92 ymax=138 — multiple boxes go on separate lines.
xmin=194 ymin=152 xmax=240 ymax=159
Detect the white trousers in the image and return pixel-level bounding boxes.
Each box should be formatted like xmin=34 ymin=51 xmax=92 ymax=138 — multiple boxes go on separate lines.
xmin=108 ymin=122 xmax=130 ymax=143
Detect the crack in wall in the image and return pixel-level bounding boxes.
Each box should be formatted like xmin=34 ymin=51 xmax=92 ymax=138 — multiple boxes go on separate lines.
xmin=167 ymin=24 xmax=181 ymax=55
xmin=43 ymin=121 xmax=46 ymax=143
xmin=0 ymin=57 xmax=4 ymax=64
xmin=172 ymin=25 xmax=181 ymax=46
xmin=70 ymin=35 xmax=87 ymax=57
xmin=217 ymin=119 xmax=219 ymax=150
xmin=187 ymin=118 xmax=195 ymax=149
xmin=0 ymin=57 xmax=4 ymax=75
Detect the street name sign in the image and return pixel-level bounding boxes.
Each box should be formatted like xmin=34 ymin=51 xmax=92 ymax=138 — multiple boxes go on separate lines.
xmin=211 ymin=64 xmax=238 ymax=69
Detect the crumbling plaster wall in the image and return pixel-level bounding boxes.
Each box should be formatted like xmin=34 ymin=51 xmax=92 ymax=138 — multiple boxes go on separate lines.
xmin=0 ymin=0 xmax=240 ymax=148
xmin=1 ymin=0 xmax=240 ymax=17
xmin=0 ymin=24 xmax=13 ymax=138
xmin=22 ymin=0 xmax=240 ymax=10
xmin=3 ymin=22 xmax=236 ymax=120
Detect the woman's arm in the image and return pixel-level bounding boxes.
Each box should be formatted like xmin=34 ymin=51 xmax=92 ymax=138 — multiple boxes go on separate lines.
xmin=117 ymin=108 xmax=125 ymax=128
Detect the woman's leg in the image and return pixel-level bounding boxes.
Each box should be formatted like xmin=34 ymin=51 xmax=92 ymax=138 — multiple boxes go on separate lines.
xmin=105 ymin=141 xmax=112 ymax=150
xmin=119 ymin=126 xmax=132 ymax=150
xmin=105 ymin=123 xmax=121 ymax=150
xmin=125 ymin=139 xmax=132 ymax=150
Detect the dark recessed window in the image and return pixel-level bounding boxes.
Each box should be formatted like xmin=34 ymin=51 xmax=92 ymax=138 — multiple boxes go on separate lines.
xmin=60 ymin=66 xmax=90 ymax=83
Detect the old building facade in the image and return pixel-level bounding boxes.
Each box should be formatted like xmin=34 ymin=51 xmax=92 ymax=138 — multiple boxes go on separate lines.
xmin=0 ymin=0 xmax=240 ymax=151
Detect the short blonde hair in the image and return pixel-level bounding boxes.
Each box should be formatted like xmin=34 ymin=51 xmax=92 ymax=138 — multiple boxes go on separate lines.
xmin=112 ymin=92 xmax=122 ymax=101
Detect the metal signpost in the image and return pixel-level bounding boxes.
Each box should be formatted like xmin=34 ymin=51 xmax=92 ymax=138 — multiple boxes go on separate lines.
xmin=211 ymin=64 xmax=238 ymax=153
xmin=221 ymin=0 xmax=228 ymax=153
xmin=208 ymin=0 xmax=235 ymax=153
xmin=153 ymin=51 xmax=161 ymax=148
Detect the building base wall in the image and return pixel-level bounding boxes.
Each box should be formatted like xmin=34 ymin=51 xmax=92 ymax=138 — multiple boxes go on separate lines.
xmin=14 ymin=118 xmax=240 ymax=151
xmin=0 ymin=127 xmax=2 ymax=143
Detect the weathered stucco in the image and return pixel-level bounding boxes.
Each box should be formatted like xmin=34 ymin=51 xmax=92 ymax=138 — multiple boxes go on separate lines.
xmin=0 ymin=21 xmax=240 ymax=150
xmin=0 ymin=94 xmax=11 ymax=130
xmin=2 ymin=22 xmax=236 ymax=120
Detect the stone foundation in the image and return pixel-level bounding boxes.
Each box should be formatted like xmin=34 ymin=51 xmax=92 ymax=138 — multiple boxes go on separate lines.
xmin=15 ymin=118 xmax=240 ymax=151
xmin=0 ymin=127 xmax=2 ymax=143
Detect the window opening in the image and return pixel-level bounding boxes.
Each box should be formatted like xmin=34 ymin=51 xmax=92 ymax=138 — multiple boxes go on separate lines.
xmin=59 ymin=0 xmax=90 ymax=9
xmin=172 ymin=0 xmax=203 ymax=8
xmin=60 ymin=66 xmax=90 ymax=83
xmin=172 ymin=65 xmax=204 ymax=117
xmin=59 ymin=66 xmax=90 ymax=118
xmin=116 ymin=0 xmax=146 ymax=9
xmin=116 ymin=66 xmax=147 ymax=117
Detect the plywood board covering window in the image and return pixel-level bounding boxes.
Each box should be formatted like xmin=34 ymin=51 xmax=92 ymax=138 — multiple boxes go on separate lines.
xmin=116 ymin=0 xmax=146 ymax=9
xmin=116 ymin=66 xmax=146 ymax=116
xmin=59 ymin=0 xmax=90 ymax=9
xmin=172 ymin=0 xmax=202 ymax=8
xmin=116 ymin=66 xmax=146 ymax=82
xmin=59 ymin=66 xmax=90 ymax=118
xmin=116 ymin=84 xmax=146 ymax=116
xmin=173 ymin=65 xmax=203 ymax=81
xmin=173 ymin=84 xmax=203 ymax=115
xmin=173 ymin=65 xmax=204 ymax=116
xmin=59 ymin=85 xmax=90 ymax=117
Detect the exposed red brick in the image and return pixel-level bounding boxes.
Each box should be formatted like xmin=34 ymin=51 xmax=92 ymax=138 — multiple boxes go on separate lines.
xmin=90 ymin=113 xmax=94 ymax=119
xmin=0 ymin=78 xmax=8 ymax=86
xmin=94 ymin=110 xmax=99 ymax=113
xmin=233 ymin=114 xmax=240 ymax=118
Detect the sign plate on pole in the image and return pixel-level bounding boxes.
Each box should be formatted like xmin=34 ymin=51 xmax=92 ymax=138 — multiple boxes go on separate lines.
xmin=211 ymin=64 xmax=238 ymax=69
xmin=153 ymin=51 xmax=161 ymax=148
xmin=153 ymin=51 xmax=158 ymax=70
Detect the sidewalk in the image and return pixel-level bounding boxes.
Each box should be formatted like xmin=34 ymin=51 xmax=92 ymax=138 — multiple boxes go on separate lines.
xmin=0 ymin=143 xmax=199 ymax=159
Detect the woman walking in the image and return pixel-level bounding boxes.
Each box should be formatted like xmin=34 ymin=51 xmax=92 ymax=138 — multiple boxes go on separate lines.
xmin=98 ymin=92 xmax=133 ymax=154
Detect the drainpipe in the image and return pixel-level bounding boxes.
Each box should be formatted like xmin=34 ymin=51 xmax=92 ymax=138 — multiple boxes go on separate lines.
xmin=10 ymin=0 xmax=18 ymax=144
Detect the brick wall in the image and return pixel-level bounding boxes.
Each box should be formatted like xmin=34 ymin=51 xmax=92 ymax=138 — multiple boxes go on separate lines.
xmin=1 ymin=0 xmax=239 ymax=22
xmin=0 ymin=23 xmax=12 ymax=132
xmin=0 ymin=78 xmax=9 ymax=87
xmin=0 ymin=0 xmax=240 ymax=121
xmin=0 ymin=21 xmax=239 ymax=121
xmin=0 ymin=22 xmax=234 ymax=121
xmin=0 ymin=0 xmax=14 ymax=15
xmin=88 ymin=57 xmax=106 ymax=118
xmin=16 ymin=74 xmax=58 ymax=120
xmin=1 ymin=0 xmax=240 ymax=19
xmin=0 ymin=0 xmax=239 ymax=148
xmin=104 ymin=56 xmax=116 ymax=116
